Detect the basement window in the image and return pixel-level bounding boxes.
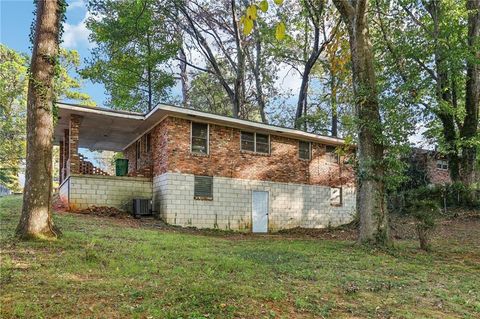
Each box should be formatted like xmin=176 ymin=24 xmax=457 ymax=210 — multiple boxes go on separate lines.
xmin=191 ymin=122 xmax=209 ymax=154
xmin=194 ymin=176 xmax=213 ymax=200
xmin=241 ymin=131 xmax=270 ymax=154
xmin=299 ymin=141 xmax=311 ymax=160
xmin=436 ymin=159 xmax=448 ymax=170
xmin=330 ymin=187 xmax=343 ymax=206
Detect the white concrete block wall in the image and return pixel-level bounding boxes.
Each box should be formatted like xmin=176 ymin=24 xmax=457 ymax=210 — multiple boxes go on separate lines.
xmin=61 ymin=174 xmax=152 ymax=212
xmin=153 ymin=172 xmax=355 ymax=232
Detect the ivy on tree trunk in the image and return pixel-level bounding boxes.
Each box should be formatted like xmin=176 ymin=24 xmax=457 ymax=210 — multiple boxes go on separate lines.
xmin=16 ymin=0 xmax=63 ymax=239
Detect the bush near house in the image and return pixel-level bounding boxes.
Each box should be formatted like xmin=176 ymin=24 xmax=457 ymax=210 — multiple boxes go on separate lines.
xmin=1 ymin=195 xmax=480 ymax=318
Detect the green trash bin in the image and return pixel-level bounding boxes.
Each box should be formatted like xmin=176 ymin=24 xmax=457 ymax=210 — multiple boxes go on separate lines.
xmin=115 ymin=159 xmax=129 ymax=176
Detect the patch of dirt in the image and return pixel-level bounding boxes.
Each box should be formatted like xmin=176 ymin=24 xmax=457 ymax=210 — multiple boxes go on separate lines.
xmin=277 ymin=226 xmax=357 ymax=241
xmin=54 ymin=207 xmax=480 ymax=244
xmin=70 ymin=206 xmax=132 ymax=219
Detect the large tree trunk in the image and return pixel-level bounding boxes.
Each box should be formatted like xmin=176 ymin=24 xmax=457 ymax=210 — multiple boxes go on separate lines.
xmin=251 ymin=27 xmax=268 ymax=123
xmin=330 ymin=68 xmax=338 ymax=137
xmin=231 ymin=0 xmax=244 ymax=118
xmin=426 ymin=1 xmax=461 ymax=181
xmin=333 ymin=0 xmax=390 ymax=245
xmin=460 ymin=0 xmax=480 ymax=185
xmin=16 ymin=0 xmax=61 ymax=239
xmin=295 ymin=23 xmax=322 ymax=129
xmin=179 ymin=47 xmax=190 ymax=107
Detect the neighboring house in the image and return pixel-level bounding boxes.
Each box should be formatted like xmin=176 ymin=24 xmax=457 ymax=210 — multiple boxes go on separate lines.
xmin=0 ymin=184 xmax=12 ymax=197
xmin=410 ymin=148 xmax=452 ymax=185
xmin=54 ymin=102 xmax=356 ymax=232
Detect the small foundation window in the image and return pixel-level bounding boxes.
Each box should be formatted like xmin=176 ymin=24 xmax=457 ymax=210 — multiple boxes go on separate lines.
xmin=330 ymin=187 xmax=343 ymax=206
xmin=194 ymin=176 xmax=213 ymax=200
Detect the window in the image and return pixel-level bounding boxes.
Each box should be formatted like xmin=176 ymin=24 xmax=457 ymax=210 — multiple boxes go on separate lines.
xmin=241 ymin=131 xmax=270 ymax=154
xmin=191 ymin=122 xmax=209 ymax=154
xmin=145 ymin=133 xmax=151 ymax=153
xmin=136 ymin=140 xmax=141 ymax=159
xmin=194 ymin=176 xmax=213 ymax=199
xmin=241 ymin=132 xmax=255 ymax=151
xmin=299 ymin=141 xmax=311 ymax=160
xmin=436 ymin=159 xmax=448 ymax=170
xmin=326 ymin=145 xmax=339 ymax=163
xmin=330 ymin=187 xmax=342 ymax=206
xmin=256 ymin=134 xmax=269 ymax=154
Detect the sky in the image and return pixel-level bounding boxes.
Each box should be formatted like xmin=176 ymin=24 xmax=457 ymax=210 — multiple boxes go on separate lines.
xmin=0 ymin=0 xmax=107 ymax=105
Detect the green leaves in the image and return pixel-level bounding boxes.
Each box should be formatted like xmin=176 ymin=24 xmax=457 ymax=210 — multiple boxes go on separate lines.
xmin=83 ymin=0 xmax=177 ymax=112
xmin=259 ymin=0 xmax=268 ymax=12
xmin=241 ymin=2 xmax=286 ymax=40
xmin=275 ymin=22 xmax=286 ymax=40
xmin=246 ymin=4 xmax=257 ymax=20
xmin=242 ymin=16 xmax=254 ymax=36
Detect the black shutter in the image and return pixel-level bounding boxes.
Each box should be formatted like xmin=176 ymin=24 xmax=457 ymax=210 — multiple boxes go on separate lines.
xmin=194 ymin=176 xmax=213 ymax=199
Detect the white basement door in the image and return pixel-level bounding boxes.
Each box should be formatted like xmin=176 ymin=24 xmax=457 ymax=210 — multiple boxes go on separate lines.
xmin=252 ymin=191 xmax=269 ymax=233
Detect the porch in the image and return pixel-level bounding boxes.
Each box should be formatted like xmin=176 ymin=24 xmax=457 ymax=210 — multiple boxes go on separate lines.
xmin=54 ymin=103 xmax=153 ymax=212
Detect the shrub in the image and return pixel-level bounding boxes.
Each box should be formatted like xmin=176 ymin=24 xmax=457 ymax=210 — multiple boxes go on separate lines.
xmin=405 ymin=199 xmax=441 ymax=251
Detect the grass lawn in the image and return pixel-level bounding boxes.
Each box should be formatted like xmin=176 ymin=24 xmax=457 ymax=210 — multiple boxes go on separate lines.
xmin=1 ymin=195 xmax=479 ymax=318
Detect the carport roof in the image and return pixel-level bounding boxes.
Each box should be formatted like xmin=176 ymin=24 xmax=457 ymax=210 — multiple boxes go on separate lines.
xmin=54 ymin=102 xmax=348 ymax=152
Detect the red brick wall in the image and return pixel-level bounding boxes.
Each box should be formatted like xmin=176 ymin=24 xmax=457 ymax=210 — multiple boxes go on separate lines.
xmin=426 ymin=158 xmax=452 ymax=185
xmin=124 ymin=134 xmax=153 ymax=177
xmin=126 ymin=116 xmax=354 ymax=187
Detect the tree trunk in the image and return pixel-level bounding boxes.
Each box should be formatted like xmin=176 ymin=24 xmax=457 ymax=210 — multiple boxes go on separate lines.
xmin=333 ymin=0 xmax=390 ymax=245
xmin=179 ymin=46 xmax=190 ymax=107
xmin=146 ymin=33 xmax=153 ymax=112
xmin=427 ymin=1 xmax=461 ymax=182
xmin=16 ymin=0 xmax=61 ymax=239
xmin=330 ymin=68 xmax=338 ymax=137
xmin=460 ymin=0 xmax=480 ymax=185
xmin=231 ymin=0 xmax=244 ymax=118
xmin=295 ymin=25 xmax=321 ymax=129
xmin=252 ymin=27 xmax=268 ymax=123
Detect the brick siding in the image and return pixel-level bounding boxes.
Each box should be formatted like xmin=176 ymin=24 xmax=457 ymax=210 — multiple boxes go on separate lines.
xmin=125 ymin=116 xmax=354 ymax=187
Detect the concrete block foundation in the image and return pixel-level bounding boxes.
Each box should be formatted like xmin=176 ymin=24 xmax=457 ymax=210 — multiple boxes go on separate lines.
xmin=59 ymin=174 xmax=152 ymax=212
xmin=153 ymin=172 xmax=355 ymax=232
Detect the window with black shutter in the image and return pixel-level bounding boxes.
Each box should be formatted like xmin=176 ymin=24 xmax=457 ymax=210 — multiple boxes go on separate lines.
xmin=299 ymin=141 xmax=311 ymax=160
xmin=191 ymin=122 xmax=208 ymax=154
xmin=194 ymin=176 xmax=213 ymax=199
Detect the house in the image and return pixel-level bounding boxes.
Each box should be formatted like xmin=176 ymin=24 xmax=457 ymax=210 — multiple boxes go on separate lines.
xmin=410 ymin=148 xmax=452 ymax=185
xmin=54 ymin=102 xmax=356 ymax=232
xmin=0 ymin=184 xmax=12 ymax=197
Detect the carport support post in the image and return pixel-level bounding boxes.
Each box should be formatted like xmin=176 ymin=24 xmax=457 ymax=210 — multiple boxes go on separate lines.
xmin=63 ymin=129 xmax=69 ymax=179
xmin=59 ymin=141 xmax=64 ymax=184
xmin=69 ymin=115 xmax=82 ymax=175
